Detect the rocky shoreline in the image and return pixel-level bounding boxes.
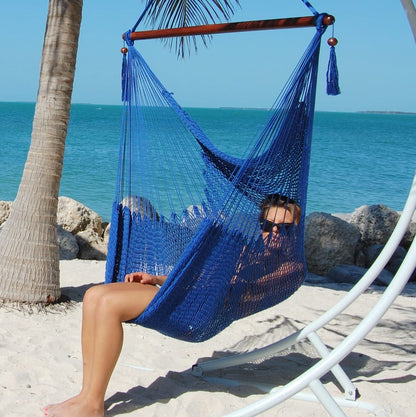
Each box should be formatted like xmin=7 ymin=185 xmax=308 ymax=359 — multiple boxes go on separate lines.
xmin=305 ymin=205 xmax=416 ymax=285
xmin=1 ymin=197 xmax=415 ymax=286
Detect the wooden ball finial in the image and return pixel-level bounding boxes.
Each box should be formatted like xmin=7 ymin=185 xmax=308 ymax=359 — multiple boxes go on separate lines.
xmin=323 ymin=15 xmax=335 ymax=26
xmin=121 ymin=47 xmax=128 ymax=54
xmin=327 ymin=37 xmax=338 ymax=47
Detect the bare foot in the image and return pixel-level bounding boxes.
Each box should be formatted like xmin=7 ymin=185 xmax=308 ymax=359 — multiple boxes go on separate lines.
xmin=43 ymin=395 xmax=104 ymax=417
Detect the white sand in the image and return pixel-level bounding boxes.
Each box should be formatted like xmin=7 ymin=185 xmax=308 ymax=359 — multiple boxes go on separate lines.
xmin=0 ymin=259 xmax=415 ymax=417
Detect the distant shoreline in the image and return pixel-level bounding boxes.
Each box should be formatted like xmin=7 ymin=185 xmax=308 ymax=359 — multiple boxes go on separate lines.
xmin=2 ymin=102 xmax=416 ymax=115
xmin=357 ymin=110 xmax=416 ymax=115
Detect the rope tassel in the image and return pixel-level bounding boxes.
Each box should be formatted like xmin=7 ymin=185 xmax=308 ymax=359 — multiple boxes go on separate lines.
xmin=121 ymin=48 xmax=129 ymax=102
xmin=121 ymin=30 xmax=134 ymax=102
xmin=326 ymin=37 xmax=341 ymax=95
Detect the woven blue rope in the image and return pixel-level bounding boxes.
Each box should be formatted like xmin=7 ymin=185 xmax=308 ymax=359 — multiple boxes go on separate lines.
xmin=131 ymin=0 xmax=155 ymax=32
xmin=300 ymin=0 xmax=319 ymax=15
xmin=106 ymin=23 xmax=327 ymax=342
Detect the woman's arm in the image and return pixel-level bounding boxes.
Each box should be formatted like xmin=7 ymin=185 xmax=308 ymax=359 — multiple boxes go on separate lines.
xmin=124 ymin=272 xmax=167 ymax=286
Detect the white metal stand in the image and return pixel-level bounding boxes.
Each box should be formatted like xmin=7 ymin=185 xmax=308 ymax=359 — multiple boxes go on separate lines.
xmin=192 ymin=172 xmax=416 ymax=417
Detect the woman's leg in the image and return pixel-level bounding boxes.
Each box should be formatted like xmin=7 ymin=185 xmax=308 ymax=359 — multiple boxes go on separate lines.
xmin=82 ymin=283 xmax=158 ymax=402
xmin=44 ymin=282 xmax=158 ymax=417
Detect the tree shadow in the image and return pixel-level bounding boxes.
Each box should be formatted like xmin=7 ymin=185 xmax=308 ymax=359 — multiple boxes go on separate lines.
xmin=60 ymin=282 xmax=97 ymax=302
xmin=60 ymin=282 xmax=416 ymax=415
xmin=104 ymin=339 xmax=416 ymax=416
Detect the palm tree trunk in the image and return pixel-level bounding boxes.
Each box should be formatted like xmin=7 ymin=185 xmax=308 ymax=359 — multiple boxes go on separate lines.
xmin=401 ymin=0 xmax=416 ymax=42
xmin=0 ymin=0 xmax=83 ymax=304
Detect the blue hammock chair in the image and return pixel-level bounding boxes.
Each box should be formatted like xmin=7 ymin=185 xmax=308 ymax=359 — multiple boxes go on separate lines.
xmin=105 ymin=9 xmax=338 ymax=342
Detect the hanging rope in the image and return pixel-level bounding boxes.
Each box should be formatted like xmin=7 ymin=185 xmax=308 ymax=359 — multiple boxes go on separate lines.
xmin=107 ymin=15 xmax=332 ymax=341
xmin=131 ymin=0 xmax=156 ymax=32
xmin=326 ymin=24 xmax=341 ymax=95
xmin=300 ymin=0 xmax=319 ymax=16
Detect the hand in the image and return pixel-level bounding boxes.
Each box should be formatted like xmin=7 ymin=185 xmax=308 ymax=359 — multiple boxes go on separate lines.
xmin=124 ymin=272 xmax=158 ymax=285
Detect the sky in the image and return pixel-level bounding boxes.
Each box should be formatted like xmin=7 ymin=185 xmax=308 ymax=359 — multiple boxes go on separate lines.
xmin=0 ymin=0 xmax=415 ymax=113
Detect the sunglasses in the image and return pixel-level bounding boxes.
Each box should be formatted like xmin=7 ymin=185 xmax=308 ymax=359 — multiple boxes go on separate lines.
xmin=260 ymin=219 xmax=293 ymax=233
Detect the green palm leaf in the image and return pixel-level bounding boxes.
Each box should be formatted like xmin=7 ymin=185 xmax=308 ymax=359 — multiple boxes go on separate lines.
xmin=141 ymin=0 xmax=241 ymax=57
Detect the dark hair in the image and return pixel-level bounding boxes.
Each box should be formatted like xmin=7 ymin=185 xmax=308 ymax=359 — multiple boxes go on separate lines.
xmin=260 ymin=194 xmax=300 ymax=225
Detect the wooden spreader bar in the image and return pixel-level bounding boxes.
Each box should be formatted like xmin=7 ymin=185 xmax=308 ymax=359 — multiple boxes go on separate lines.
xmin=125 ymin=14 xmax=334 ymax=41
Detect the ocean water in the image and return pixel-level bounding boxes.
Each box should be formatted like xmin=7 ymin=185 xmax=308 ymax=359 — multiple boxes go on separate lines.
xmin=1 ymin=102 xmax=415 ymax=222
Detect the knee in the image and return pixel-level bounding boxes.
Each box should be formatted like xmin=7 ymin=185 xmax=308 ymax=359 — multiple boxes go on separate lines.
xmin=84 ymin=285 xmax=121 ymax=319
xmin=83 ymin=284 xmax=108 ymax=310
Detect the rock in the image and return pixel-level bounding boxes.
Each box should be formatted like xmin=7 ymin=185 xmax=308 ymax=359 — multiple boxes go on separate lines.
xmin=366 ymin=244 xmax=416 ymax=282
xmin=327 ymin=264 xmax=394 ymax=286
xmin=350 ymin=204 xmax=399 ymax=247
xmin=332 ymin=212 xmax=352 ymax=223
xmin=58 ymin=196 xmax=102 ymax=235
xmin=365 ymin=244 xmax=384 ymax=267
xmin=0 ymin=201 xmax=12 ymax=226
xmin=76 ymin=229 xmax=107 ymax=260
xmin=365 ymin=244 xmax=406 ymax=269
xmin=103 ymin=223 xmax=111 ymax=246
xmin=305 ymin=212 xmax=361 ymax=276
xmin=57 ymin=226 xmax=79 ymax=260
xmin=121 ymin=195 xmax=160 ymax=220
xmin=354 ymin=240 xmax=367 ymax=268
xmin=304 ymin=273 xmax=333 ymax=285
xmin=402 ymin=220 xmax=416 ymax=250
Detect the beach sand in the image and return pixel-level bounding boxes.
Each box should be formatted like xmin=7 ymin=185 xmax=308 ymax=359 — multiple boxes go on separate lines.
xmin=0 ymin=259 xmax=415 ymax=417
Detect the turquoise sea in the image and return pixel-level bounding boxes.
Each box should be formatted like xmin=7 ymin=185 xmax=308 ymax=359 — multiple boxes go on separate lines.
xmin=1 ymin=102 xmax=415 ymax=222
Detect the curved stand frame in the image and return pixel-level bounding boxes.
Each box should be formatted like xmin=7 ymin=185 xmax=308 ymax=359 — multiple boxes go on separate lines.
xmin=192 ymin=172 xmax=416 ymax=417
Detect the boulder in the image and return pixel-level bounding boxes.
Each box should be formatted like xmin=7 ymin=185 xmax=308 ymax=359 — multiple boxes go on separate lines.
xmin=366 ymin=244 xmax=415 ymax=282
xmin=0 ymin=201 xmax=12 ymax=226
xmin=365 ymin=244 xmax=405 ymax=269
xmin=332 ymin=212 xmax=352 ymax=223
xmin=304 ymin=272 xmax=333 ymax=285
xmin=103 ymin=222 xmax=111 ymax=246
xmin=57 ymin=225 xmax=79 ymax=260
xmin=76 ymin=229 xmax=107 ymax=260
xmin=402 ymin=220 xmax=416 ymax=250
xmin=350 ymin=204 xmax=399 ymax=247
xmin=327 ymin=264 xmax=394 ymax=286
xmin=58 ymin=196 xmax=102 ymax=235
xmin=305 ymin=212 xmax=361 ymax=276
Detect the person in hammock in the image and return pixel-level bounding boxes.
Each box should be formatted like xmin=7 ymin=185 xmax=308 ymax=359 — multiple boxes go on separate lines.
xmin=229 ymin=194 xmax=303 ymax=314
xmin=257 ymin=194 xmax=303 ymax=285
xmin=234 ymin=194 xmax=301 ymax=275
xmin=42 ymin=195 xmax=299 ymax=417
xmin=260 ymin=194 xmax=300 ymax=233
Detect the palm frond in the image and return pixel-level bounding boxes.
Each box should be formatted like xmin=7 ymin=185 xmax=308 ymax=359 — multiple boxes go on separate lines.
xmin=140 ymin=0 xmax=241 ymax=57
